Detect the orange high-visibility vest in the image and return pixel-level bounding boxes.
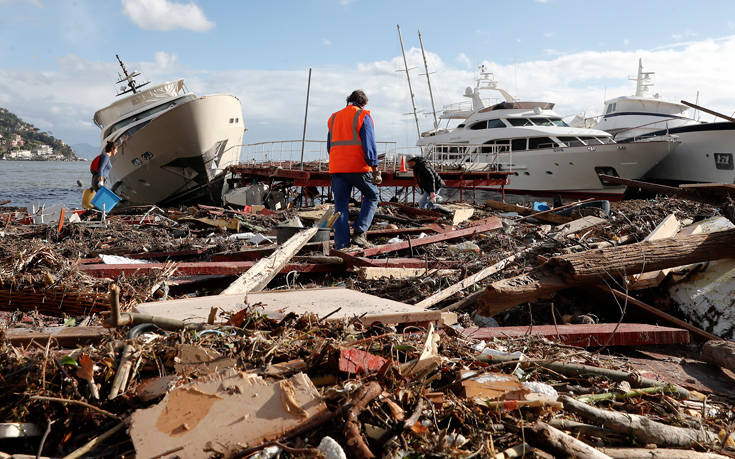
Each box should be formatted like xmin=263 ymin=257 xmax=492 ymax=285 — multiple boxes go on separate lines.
xmin=328 ymin=105 xmax=373 ymax=173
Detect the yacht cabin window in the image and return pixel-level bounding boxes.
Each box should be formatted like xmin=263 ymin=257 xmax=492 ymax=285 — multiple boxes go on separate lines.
xmin=103 ymin=94 xmax=196 ymax=139
xmin=530 ymin=118 xmax=554 ymax=127
xmin=511 ymin=138 xmax=527 ymax=151
xmin=550 ymin=118 xmax=569 ymax=127
xmin=528 ymin=137 xmax=556 ymax=149
xmin=507 ymin=118 xmax=534 ymax=127
xmin=605 ymin=103 xmax=617 ymax=114
xmin=469 ymin=119 xmax=506 ymax=130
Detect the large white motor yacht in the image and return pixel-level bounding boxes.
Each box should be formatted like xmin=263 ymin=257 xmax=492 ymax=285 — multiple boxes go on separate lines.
xmin=93 ymin=56 xmax=245 ymax=206
xmin=591 ymin=59 xmax=735 ymax=184
xmin=417 ymin=67 xmax=677 ymax=198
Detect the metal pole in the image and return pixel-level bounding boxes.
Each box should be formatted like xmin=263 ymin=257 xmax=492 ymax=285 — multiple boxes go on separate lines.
xmin=300 ymin=68 xmax=312 ymax=170
xmin=418 ymin=30 xmax=438 ymax=130
xmin=397 ymin=25 xmax=421 ymax=138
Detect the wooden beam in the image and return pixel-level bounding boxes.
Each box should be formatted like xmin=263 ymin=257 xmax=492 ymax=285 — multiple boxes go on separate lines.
xmin=485 ymin=198 xmax=571 ymax=224
xmin=356 ymin=267 xmax=458 ymax=280
xmin=351 ymin=217 xmax=502 ymax=257
xmin=5 ymin=326 xmax=110 ymax=347
xmin=222 ymin=227 xmax=319 ymax=295
xmin=549 ymin=228 xmax=735 ymax=281
xmin=518 ymin=198 xmax=594 ymax=222
xmin=462 ymin=323 xmax=689 ymax=347
xmin=415 ymin=246 xmax=534 ymax=309
xmin=79 ymin=261 xmax=339 ymax=277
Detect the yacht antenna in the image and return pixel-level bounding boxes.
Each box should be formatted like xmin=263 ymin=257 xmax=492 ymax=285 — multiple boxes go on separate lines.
xmin=631 ymin=58 xmax=654 ymax=97
xmin=417 ymin=30 xmax=438 ymax=130
xmin=396 ymin=25 xmax=421 ymax=138
xmin=115 ymin=54 xmax=150 ymax=97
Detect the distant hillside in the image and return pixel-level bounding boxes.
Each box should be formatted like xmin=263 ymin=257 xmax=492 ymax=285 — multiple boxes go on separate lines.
xmin=70 ymin=143 xmax=100 ymax=160
xmin=0 ymin=107 xmax=77 ymax=160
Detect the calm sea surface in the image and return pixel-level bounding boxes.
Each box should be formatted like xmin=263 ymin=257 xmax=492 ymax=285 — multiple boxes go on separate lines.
xmin=0 ymin=160 xmax=90 ymax=209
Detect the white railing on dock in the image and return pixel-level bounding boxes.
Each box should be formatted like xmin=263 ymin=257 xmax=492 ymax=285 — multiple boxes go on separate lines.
xmin=239 ymin=140 xmax=511 ymax=173
xmin=240 ymin=140 xmax=398 ymax=171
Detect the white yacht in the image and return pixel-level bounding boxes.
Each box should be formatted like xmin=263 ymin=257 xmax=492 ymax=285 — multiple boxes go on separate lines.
xmin=417 ymin=67 xmax=677 ymax=198
xmin=93 ymin=56 xmax=245 ymax=206
xmin=591 ymin=59 xmax=735 ymax=184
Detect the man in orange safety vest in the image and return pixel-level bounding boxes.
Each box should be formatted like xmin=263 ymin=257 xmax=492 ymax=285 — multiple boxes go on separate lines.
xmin=327 ymin=90 xmax=381 ymax=249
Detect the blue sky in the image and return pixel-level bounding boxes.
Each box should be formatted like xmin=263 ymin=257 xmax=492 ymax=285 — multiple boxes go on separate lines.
xmin=1 ymin=0 xmax=735 ymax=152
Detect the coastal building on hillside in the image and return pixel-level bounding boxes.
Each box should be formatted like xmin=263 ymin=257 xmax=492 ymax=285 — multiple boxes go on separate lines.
xmin=8 ymin=134 xmax=23 ymax=148
xmin=8 ymin=149 xmax=31 ymax=159
xmin=34 ymin=144 xmax=53 ymax=156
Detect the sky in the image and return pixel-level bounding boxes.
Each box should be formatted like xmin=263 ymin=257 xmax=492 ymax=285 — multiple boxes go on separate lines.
xmin=2 ymin=0 xmax=735 ymax=155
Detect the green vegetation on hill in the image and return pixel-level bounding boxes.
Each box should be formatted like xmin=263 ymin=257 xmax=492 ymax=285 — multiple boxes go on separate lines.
xmin=0 ymin=107 xmax=77 ymax=160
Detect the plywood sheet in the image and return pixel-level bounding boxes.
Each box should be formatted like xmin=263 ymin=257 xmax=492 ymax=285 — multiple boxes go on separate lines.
xmin=136 ymin=287 xmax=438 ymax=325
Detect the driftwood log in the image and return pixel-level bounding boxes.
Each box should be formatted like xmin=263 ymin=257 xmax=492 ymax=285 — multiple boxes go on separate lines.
xmin=521 ymin=421 xmax=611 ymax=459
xmin=561 ymin=396 xmax=719 ymax=448
xmin=701 ymin=340 xmax=735 ymax=374
xmin=479 ymin=228 xmax=735 ymax=315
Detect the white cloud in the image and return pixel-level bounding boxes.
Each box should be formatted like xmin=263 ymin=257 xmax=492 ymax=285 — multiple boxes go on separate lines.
xmin=4 ymin=36 xmax=735 ymax=150
xmin=672 ymin=33 xmax=682 ymax=40
xmin=121 ymin=0 xmax=214 ymax=32
xmin=544 ymin=32 xmax=553 ymax=38
xmin=456 ymin=53 xmax=471 ymax=68
xmin=322 ymin=38 xmax=332 ymax=46
xmin=535 ymin=0 xmax=549 ymax=3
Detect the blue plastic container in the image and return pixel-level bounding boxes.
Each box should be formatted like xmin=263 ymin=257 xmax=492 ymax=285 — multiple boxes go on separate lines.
xmin=90 ymin=186 xmax=121 ymax=212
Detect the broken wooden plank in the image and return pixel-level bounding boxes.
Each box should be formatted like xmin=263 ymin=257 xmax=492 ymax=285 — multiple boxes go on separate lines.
xmin=4 ymin=326 xmax=110 ymax=347
xmin=628 ymin=214 xmax=681 ymax=289
xmin=552 ymin=215 xmax=607 ymax=240
xmin=485 ymin=198 xmax=571 ymax=224
xmin=415 ymin=246 xmax=534 ymax=309
xmin=223 ymin=227 xmax=319 ymax=295
xmin=79 ymin=261 xmax=338 ymax=277
xmin=462 ymin=323 xmax=689 ymax=347
xmin=352 ymin=217 xmax=502 ymax=257
xmin=518 ymin=198 xmax=594 ymax=222
xmin=129 ymin=370 xmax=328 ymax=458
xmin=356 ymin=267 xmax=458 ymax=280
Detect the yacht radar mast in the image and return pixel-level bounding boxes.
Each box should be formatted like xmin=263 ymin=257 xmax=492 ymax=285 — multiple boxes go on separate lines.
xmin=631 ymin=58 xmax=655 ymax=98
xmin=465 ymin=65 xmax=515 ymax=111
xmin=115 ymin=54 xmax=150 ymax=97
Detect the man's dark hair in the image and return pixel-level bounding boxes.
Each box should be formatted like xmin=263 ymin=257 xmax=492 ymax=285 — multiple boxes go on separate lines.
xmin=346 ymin=90 xmax=368 ymax=107
xmin=104 ymin=141 xmax=116 ymax=153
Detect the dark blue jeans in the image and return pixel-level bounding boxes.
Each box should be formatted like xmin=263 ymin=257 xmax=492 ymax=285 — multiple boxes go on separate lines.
xmin=331 ymin=173 xmax=379 ymax=249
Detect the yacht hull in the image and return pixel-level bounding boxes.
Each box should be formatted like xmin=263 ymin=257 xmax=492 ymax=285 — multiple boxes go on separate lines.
xmin=643 ymin=123 xmax=735 ymax=184
xmin=108 ymin=95 xmax=244 ymax=206
xmin=440 ymin=140 xmax=674 ymax=197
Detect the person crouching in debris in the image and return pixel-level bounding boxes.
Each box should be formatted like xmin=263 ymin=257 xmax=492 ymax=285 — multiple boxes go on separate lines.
xmin=407 ymin=156 xmax=445 ymax=209
xmin=327 ymin=90 xmax=380 ymax=249
xmin=90 ymin=141 xmax=117 ymax=191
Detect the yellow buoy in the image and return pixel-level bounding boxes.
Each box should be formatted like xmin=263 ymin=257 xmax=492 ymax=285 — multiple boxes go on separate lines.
xmin=82 ymin=188 xmax=96 ymax=209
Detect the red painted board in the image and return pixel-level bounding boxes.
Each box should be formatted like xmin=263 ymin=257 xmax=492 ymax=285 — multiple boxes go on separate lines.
xmin=79 ymin=261 xmax=340 ymax=278
xmin=337 ymin=348 xmax=390 ymax=375
xmin=461 ymin=323 xmax=689 ymax=347
xmin=350 ymin=217 xmax=502 ymax=257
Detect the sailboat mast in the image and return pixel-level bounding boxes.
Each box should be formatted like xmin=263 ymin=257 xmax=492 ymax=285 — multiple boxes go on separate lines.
xmin=418 ymin=30 xmax=438 ymax=130
xmin=397 ymin=25 xmax=421 ymax=138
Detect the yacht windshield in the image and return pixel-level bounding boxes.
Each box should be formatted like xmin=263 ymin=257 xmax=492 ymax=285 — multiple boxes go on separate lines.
xmin=530 ymin=118 xmax=554 ymax=126
xmin=103 ymin=94 xmax=196 ymax=139
xmin=550 ymin=118 xmax=569 ymax=127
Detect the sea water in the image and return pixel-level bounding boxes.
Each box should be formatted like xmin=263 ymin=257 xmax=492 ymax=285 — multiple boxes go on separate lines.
xmin=0 ymin=160 xmax=90 ymax=209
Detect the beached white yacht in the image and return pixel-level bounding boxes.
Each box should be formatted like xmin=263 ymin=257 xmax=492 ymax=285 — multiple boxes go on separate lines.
xmin=93 ymin=56 xmax=245 ymax=206
xmin=590 ymin=59 xmax=735 ymax=185
xmin=417 ymin=67 xmax=677 ymax=198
